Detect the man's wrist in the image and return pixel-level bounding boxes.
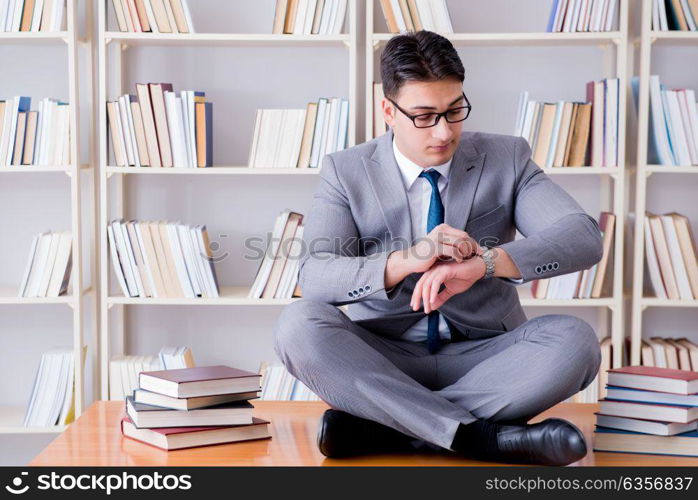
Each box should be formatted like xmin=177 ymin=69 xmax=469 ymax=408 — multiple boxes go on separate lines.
xmin=476 ymin=247 xmax=495 ymax=279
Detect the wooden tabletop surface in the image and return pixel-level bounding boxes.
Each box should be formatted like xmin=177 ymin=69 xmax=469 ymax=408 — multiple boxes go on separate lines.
xmin=29 ymin=400 xmax=698 ymax=466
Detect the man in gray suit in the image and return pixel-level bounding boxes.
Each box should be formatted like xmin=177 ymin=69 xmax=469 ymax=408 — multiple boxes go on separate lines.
xmin=273 ymin=30 xmax=603 ymax=465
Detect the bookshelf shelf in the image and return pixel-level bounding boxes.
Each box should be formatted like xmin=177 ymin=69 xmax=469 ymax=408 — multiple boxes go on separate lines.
xmin=0 ymin=31 xmax=70 ymax=44
xmin=366 ymin=0 xmax=630 ymax=372
xmin=105 ymin=166 xmax=321 ymax=176
xmin=0 ymin=406 xmax=66 ymax=434
xmin=104 ymin=32 xmax=351 ymax=47
xmin=630 ymin=0 xmax=698 ymax=365
xmin=371 ymin=31 xmax=623 ymax=47
xmin=0 ymin=164 xmax=90 ymax=173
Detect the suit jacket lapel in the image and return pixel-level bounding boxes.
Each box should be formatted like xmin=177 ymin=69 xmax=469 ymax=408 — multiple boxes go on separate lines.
xmin=444 ymin=134 xmax=487 ymax=233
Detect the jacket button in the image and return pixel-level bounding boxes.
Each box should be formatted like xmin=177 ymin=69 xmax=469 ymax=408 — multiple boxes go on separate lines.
xmin=365 ymin=285 xmax=371 ymax=291
xmin=347 ymin=292 xmax=353 ymax=297
xmin=535 ymin=266 xmax=542 ymax=274
xmin=553 ymin=262 xmax=559 ymax=269
xmin=358 ymin=287 xmax=364 ymax=293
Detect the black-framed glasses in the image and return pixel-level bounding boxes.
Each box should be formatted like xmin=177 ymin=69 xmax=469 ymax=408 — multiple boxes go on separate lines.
xmin=387 ymin=92 xmax=472 ymax=128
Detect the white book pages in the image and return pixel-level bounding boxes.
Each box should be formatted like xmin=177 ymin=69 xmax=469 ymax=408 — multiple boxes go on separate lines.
xmin=112 ymin=220 xmax=139 ymax=296
xmin=107 ymin=223 xmax=131 ymax=297
xmin=249 ymin=211 xmax=290 ymax=298
xmin=293 ymin=0 xmax=308 ymax=35
xmin=166 ymin=222 xmax=196 ymax=298
xmin=664 ymin=90 xmax=692 ymax=165
xmin=188 ymin=226 xmax=212 ymax=298
xmin=118 ymin=96 xmax=135 ymax=165
xmin=309 ymin=98 xmax=328 ymax=167
xmin=325 ymin=98 xmax=340 ymax=157
xmin=177 ymin=223 xmax=202 ymax=297
xmin=18 ymin=234 xmax=40 ymax=297
xmin=332 ymin=0 xmax=347 ymax=34
xmin=677 ymin=90 xmax=698 ymax=164
xmin=119 ymin=220 xmax=145 ymax=296
xmin=660 ymin=215 xmax=694 ymax=300
xmin=248 ymin=109 xmax=263 ymax=167
xmin=124 ymin=97 xmax=140 ymax=167
xmin=37 ymin=232 xmax=60 ymax=297
xmin=649 ymin=75 xmax=674 ymax=164
xmin=336 ymin=98 xmax=349 ymax=151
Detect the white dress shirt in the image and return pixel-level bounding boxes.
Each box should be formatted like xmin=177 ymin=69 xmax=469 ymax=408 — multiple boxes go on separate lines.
xmin=392 ymin=138 xmax=454 ymax=343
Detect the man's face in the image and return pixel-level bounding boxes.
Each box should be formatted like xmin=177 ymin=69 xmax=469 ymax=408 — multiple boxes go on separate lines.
xmin=382 ymin=78 xmax=466 ymax=168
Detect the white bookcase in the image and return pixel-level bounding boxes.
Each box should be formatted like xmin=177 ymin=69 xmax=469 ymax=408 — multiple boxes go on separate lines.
xmin=0 ymin=0 xmax=94 ymax=433
xmin=96 ymin=0 xmax=358 ymax=399
xmin=629 ymin=0 xmax=698 ymax=365
xmin=365 ymin=0 xmax=630 ymax=370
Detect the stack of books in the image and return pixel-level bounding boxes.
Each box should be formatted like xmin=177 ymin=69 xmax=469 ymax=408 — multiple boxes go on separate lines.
xmin=121 ymin=365 xmax=270 ymax=451
xmin=107 ymin=219 xmax=220 ymax=299
xmin=109 ymin=347 xmax=194 ymax=400
xmin=643 ymin=212 xmax=698 ymax=300
xmin=249 ymin=97 xmax=349 ymax=169
xmin=372 ymin=82 xmax=388 ymax=137
xmin=378 ymin=0 xmax=453 ymax=34
xmin=547 ymin=0 xmax=619 ymax=32
xmin=24 ymin=348 xmax=77 ymax=427
xmin=18 ymin=230 xmax=72 ymax=298
xmin=515 ymin=79 xmax=619 ymax=168
xmin=107 ymin=84 xmax=212 ymax=168
xmin=652 ymin=0 xmax=698 ymax=31
xmin=531 ymin=212 xmax=615 ymax=300
xmin=633 ymin=75 xmax=698 ymax=166
xmin=1 ymin=96 xmax=71 ymax=166
xmin=1 ymin=0 xmax=65 ymax=32
xmin=593 ymin=365 xmax=698 ymax=457
xmin=272 ymin=0 xmax=347 ymax=35
xmin=259 ymin=362 xmax=321 ymax=401
xmin=248 ymin=209 xmax=304 ymax=300
xmin=110 ymin=0 xmax=194 ymax=33
xmin=640 ymin=337 xmax=698 ymax=370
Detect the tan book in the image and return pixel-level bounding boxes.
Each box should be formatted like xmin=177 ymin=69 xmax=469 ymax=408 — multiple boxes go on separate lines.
xmin=591 ymin=212 xmax=615 ymax=298
xmin=39 ymin=0 xmax=53 ymax=31
xmin=676 ymin=338 xmax=698 ymax=370
xmin=136 ymin=221 xmax=167 ymax=297
xmin=129 ymin=101 xmax=150 ymax=166
xmin=648 ymin=213 xmax=680 ymax=300
xmin=124 ymin=0 xmax=142 ymax=31
xmin=398 ymin=0 xmax=414 ymax=31
xmin=640 ymin=339 xmax=655 ymax=366
xmin=195 ymin=102 xmax=212 ymax=167
xmin=284 ymin=0 xmax=299 ymax=33
xmin=20 ymin=0 xmax=36 ymax=31
xmin=296 ymin=102 xmax=318 ymax=168
xmin=149 ymin=0 xmax=172 ymax=32
xmin=135 ymin=83 xmax=161 ymax=167
xmin=12 ymin=112 xmax=27 ymax=165
xmin=148 ymin=83 xmax=174 ymax=167
xmin=598 ymin=336 xmax=612 ymax=399
xmin=261 ymin=212 xmax=303 ymax=299
xmin=567 ymin=103 xmax=591 ymax=166
xmin=162 ymin=0 xmax=179 ymax=33
xmin=532 ymin=103 xmax=556 ymax=167
xmin=552 ymin=102 xmax=574 ymax=167
xmin=668 ymin=212 xmax=698 ymax=299
xmin=22 ymin=111 xmax=38 ymax=165
xmin=134 ymin=0 xmax=151 ymax=31
xmin=157 ymin=221 xmax=185 ymax=297
xmin=147 ymin=221 xmax=175 ymax=297
xmin=292 ymin=281 xmax=302 ymax=297
xmin=373 ymin=82 xmax=387 ymax=138
xmin=379 ymin=0 xmax=399 ymax=33
xmin=649 ymin=337 xmax=679 ymax=370
xmin=407 ymin=0 xmax=422 ymax=30
xmin=665 ymin=339 xmax=692 ymax=371
xmin=119 ymin=0 xmax=135 ymax=31
xmin=671 ymin=0 xmax=689 ymax=30
xmin=168 ymin=0 xmax=189 ymax=33
xmin=645 ymin=337 xmax=668 ymax=368
xmin=562 ymin=103 xmax=578 ymax=166
xmin=272 ymin=0 xmax=289 ymax=34
xmin=106 ymin=101 xmax=127 ymax=167
xmin=311 ymin=0 xmax=325 ymax=34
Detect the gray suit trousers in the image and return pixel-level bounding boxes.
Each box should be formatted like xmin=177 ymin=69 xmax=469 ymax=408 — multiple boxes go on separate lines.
xmin=273 ymin=299 xmax=601 ymax=451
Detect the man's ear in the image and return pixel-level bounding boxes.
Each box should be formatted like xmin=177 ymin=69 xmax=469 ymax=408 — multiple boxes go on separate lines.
xmin=381 ymin=98 xmax=395 ymax=128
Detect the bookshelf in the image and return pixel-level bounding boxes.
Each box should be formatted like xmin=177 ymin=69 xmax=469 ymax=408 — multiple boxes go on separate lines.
xmin=365 ymin=0 xmax=630 ymax=369
xmin=629 ymin=0 xmax=698 ymax=366
xmin=97 ymin=0 xmax=358 ymax=399
xmin=0 ymin=0 xmax=93 ymax=433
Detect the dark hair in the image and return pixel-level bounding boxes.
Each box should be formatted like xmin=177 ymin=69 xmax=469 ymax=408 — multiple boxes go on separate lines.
xmin=380 ymin=30 xmax=465 ymax=100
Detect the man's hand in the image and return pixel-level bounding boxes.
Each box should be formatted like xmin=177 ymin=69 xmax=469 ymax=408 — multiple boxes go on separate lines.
xmin=410 ymin=257 xmax=487 ymax=314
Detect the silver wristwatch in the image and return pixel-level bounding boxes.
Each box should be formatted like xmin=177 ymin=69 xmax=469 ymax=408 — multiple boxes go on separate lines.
xmin=478 ymin=247 xmax=495 ymax=279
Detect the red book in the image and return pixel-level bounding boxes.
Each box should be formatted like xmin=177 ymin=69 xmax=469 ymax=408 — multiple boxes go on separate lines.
xmin=607 ymin=365 xmax=698 ymax=395
xmin=121 ymin=415 xmax=271 ymax=451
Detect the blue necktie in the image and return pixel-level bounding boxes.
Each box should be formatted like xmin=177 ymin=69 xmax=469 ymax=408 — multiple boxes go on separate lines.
xmin=419 ymin=169 xmax=444 ymax=354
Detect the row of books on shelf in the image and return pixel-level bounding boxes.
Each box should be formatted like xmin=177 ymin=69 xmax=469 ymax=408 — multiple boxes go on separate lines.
xmin=640 ymin=336 xmax=698 ymax=370
xmin=111 ymin=0 xmax=193 ymax=33
xmin=108 ymin=219 xmax=220 ymax=298
xmin=0 ymin=0 xmax=65 ymax=32
xmin=531 ymin=212 xmax=615 ymax=300
xmin=592 ymin=365 xmax=698 ymax=457
xmin=18 ymin=230 xmax=72 ymax=298
xmin=107 ymin=84 xmax=212 ymax=168
xmin=249 ymin=97 xmax=349 ymax=169
xmin=259 ymin=361 xmax=321 ymax=401
xmin=273 ymin=0 xmax=347 ymax=35
xmin=23 ymin=346 xmax=85 ymax=428
xmin=643 ymin=212 xmax=698 ymax=300
xmin=248 ymin=209 xmax=304 ymax=300
xmin=109 ymin=346 xmax=195 ymax=401
xmin=1 ymin=97 xmax=71 ymax=167
xmin=547 ymin=0 xmax=619 ymax=33
xmin=636 ymin=75 xmax=698 ymax=166
xmin=515 ymin=79 xmax=619 ymax=168
xmin=652 ymin=0 xmax=698 ymax=31
xmin=378 ymin=0 xmax=453 ymax=34
xmin=121 ymin=365 xmax=269 ymax=451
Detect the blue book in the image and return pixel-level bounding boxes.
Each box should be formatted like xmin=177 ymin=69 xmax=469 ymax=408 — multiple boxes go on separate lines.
xmin=593 ymin=425 xmax=698 ymax=457
xmin=546 ymin=0 xmax=560 ymax=32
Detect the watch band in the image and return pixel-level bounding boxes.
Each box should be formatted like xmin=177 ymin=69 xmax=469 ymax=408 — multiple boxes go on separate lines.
xmin=479 ymin=248 xmax=495 ymax=279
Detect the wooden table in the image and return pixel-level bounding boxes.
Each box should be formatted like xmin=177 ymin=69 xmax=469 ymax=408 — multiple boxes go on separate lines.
xmin=29 ymin=401 xmax=698 ymax=466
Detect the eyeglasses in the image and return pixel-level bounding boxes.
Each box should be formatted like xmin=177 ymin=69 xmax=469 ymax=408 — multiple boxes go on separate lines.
xmin=386 ymin=92 xmax=472 ymax=128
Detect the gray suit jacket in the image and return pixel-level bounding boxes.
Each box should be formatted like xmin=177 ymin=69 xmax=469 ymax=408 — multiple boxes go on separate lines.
xmin=297 ymin=128 xmax=604 ymax=341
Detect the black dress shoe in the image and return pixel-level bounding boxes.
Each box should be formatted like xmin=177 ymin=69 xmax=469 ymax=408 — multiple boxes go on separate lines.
xmin=317 ymin=409 xmax=416 ymax=458
xmin=470 ymin=418 xmax=587 ymax=466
